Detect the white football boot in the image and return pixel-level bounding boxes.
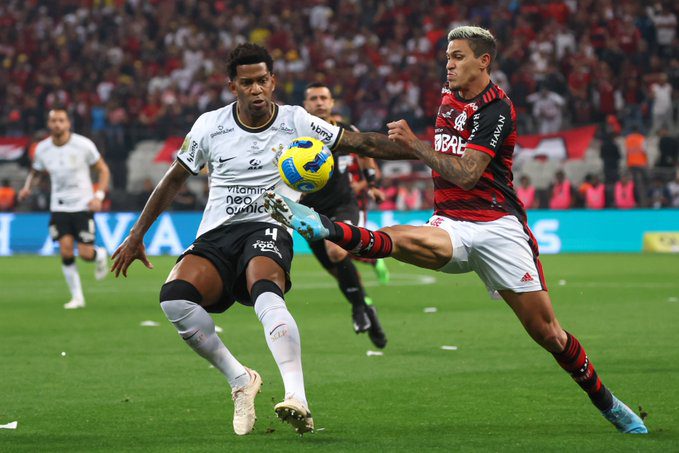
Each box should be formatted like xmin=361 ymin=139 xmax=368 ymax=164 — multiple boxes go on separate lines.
xmin=274 ymin=398 xmax=314 ymax=434
xmin=231 ymin=368 xmax=262 ymax=435
xmin=64 ymin=298 xmax=85 ymax=309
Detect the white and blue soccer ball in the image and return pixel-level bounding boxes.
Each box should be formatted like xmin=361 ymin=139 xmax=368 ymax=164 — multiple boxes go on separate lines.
xmin=278 ymin=137 xmax=334 ymax=193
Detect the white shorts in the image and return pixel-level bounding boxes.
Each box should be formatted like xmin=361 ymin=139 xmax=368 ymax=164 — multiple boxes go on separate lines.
xmin=427 ymin=214 xmax=546 ymax=298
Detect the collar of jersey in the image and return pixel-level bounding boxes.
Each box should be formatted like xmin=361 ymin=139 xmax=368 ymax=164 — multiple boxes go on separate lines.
xmin=233 ymin=103 xmax=279 ymax=133
xmin=454 ymin=81 xmax=494 ymax=103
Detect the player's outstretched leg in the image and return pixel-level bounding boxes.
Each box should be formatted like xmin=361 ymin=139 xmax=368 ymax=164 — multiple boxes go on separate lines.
xmin=264 ymin=191 xmax=393 ymax=258
xmin=601 ymin=395 xmax=648 ymax=434
xmin=160 ymin=281 xmax=261 ymax=435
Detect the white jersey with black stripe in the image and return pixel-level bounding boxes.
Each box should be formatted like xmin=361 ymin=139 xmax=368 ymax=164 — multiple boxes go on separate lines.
xmin=177 ymin=102 xmax=343 ymax=238
xmin=32 ymin=133 xmax=101 ymax=213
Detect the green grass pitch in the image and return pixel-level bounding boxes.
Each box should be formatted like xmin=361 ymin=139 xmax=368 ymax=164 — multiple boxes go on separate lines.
xmin=1 ymin=253 xmax=677 ymax=451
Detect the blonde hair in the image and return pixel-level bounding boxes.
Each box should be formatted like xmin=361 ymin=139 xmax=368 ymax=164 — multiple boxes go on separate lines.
xmin=447 ymin=26 xmax=497 ymax=73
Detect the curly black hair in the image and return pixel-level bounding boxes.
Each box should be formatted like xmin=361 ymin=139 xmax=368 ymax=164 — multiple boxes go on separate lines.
xmin=226 ymin=43 xmax=274 ymax=79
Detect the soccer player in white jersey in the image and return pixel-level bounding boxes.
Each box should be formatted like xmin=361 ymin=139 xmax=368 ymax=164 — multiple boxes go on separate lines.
xmin=110 ymin=43 xmax=348 ymax=435
xmin=19 ymin=108 xmax=110 ymax=309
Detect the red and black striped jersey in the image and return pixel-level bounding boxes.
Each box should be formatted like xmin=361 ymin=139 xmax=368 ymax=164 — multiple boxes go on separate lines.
xmin=432 ymin=82 xmax=526 ymax=222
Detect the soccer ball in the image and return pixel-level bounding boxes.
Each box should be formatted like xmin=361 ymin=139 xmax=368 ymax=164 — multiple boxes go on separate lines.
xmin=278 ymin=137 xmax=334 ymax=193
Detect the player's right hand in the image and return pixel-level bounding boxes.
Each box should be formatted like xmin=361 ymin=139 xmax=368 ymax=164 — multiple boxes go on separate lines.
xmin=110 ymin=235 xmax=154 ymax=278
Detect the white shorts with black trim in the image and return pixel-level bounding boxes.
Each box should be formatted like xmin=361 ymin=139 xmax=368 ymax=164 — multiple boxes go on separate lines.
xmin=427 ymin=214 xmax=546 ymax=298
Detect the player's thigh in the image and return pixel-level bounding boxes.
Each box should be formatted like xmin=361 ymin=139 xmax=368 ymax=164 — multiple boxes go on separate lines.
xmin=245 ymin=256 xmax=286 ymax=294
xmin=500 ymin=289 xmax=566 ymax=352
xmin=58 ymin=235 xmax=75 ymax=257
xmin=166 ymin=254 xmax=223 ymax=307
xmin=380 ymin=224 xmax=453 ymax=270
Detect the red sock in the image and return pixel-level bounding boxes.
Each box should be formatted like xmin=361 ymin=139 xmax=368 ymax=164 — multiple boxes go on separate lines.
xmin=328 ymin=222 xmax=393 ymax=259
xmin=552 ymin=331 xmax=613 ymax=411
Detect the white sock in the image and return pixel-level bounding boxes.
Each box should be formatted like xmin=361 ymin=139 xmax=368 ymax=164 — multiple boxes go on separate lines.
xmin=61 ymin=262 xmax=84 ymax=301
xmin=95 ymin=246 xmax=107 ymax=259
xmin=160 ymin=299 xmax=250 ymax=389
xmin=254 ymin=292 xmax=307 ymax=408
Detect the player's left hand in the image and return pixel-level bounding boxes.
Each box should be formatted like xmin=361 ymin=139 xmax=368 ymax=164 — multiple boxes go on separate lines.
xmin=387 ymin=119 xmax=418 ymax=149
xmin=88 ymin=198 xmax=103 ymax=212
xmin=367 ymin=186 xmax=386 ymax=202
xmin=110 ymin=234 xmax=154 ymax=278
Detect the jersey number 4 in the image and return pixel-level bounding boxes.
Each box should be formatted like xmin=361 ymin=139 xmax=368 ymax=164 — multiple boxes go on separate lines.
xmin=265 ymin=227 xmax=278 ymax=241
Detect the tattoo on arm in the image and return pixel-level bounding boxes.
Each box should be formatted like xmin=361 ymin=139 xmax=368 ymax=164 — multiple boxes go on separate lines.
xmin=411 ymin=141 xmax=492 ymax=190
xmin=130 ymin=162 xmax=190 ymax=239
xmin=336 ymin=131 xmax=417 ymax=160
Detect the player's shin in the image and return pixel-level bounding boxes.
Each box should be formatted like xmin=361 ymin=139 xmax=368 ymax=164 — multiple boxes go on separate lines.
xmin=252 ymin=280 xmax=308 ymax=408
xmin=61 ymin=256 xmax=84 ymax=303
xmin=329 ymin=221 xmax=394 ymax=259
xmin=160 ymin=281 xmax=249 ymax=388
xmin=552 ymin=331 xmax=613 ymax=411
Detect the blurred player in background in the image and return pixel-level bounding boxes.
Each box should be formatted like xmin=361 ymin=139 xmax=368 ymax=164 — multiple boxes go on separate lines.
xmin=110 ymin=44 xmax=351 ymax=435
xmin=266 ymin=27 xmax=648 ymax=434
xmin=301 ymin=82 xmax=387 ymax=348
xmin=18 ymin=107 xmax=110 ymax=309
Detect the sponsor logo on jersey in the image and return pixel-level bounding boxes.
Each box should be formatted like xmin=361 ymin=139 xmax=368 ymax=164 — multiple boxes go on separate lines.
xmin=252 ymin=240 xmax=282 ymax=259
xmin=271 ymin=123 xmax=294 ymax=134
xmin=248 ymin=159 xmax=262 ymax=170
xmin=218 ymin=156 xmax=236 ymax=163
xmin=428 ymin=217 xmax=444 ymax=227
xmin=310 ymin=122 xmax=333 ymax=142
xmin=434 ymin=132 xmax=467 ymax=156
xmin=489 ymin=114 xmax=505 ymax=148
xmin=186 ymin=140 xmax=198 ymax=163
xmin=210 ymin=125 xmax=234 ymax=138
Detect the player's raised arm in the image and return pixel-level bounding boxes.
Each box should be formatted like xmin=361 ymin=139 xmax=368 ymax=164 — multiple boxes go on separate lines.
xmin=110 ymin=161 xmax=190 ymax=277
xmin=335 ymin=128 xmax=418 ymax=160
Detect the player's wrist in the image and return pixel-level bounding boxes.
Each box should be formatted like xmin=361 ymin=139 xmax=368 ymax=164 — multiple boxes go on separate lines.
xmin=94 ymin=190 xmax=105 ymax=201
xmin=362 ymin=168 xmax=378 ymax=188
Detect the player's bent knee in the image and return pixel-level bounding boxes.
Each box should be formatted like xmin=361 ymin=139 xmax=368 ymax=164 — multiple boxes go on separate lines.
xmin=159 ymin=280 xmax=203 ymax=304
xmin=250 ymin=279 xmax=284 ymax=301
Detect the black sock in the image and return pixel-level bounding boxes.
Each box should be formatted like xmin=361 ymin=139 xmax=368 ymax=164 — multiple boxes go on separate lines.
xmin=336 ymin=258 xmax=366 ymax=307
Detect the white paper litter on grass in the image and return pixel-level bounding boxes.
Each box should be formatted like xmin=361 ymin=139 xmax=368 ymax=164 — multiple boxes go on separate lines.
xmin=0 ymin=421 xmax=17 ymax=430
xmin=441 ymin=345 xmax=458 ymax=351
xmin=558 ymin=279 xmax=567 ymax=286
xmin=423 ymin=307 xmax=438 ymax=313
xmin=140 ymin=320 xmax=160 ymax=327
xmin=366 ymin=350 xmax=384 ymax=356
xmin=215 ymin=325 xmax=223 ymax=333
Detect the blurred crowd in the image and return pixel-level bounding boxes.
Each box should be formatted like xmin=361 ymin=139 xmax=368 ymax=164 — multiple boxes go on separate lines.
xmin=0 ymin=0 xmax=678 ymax=211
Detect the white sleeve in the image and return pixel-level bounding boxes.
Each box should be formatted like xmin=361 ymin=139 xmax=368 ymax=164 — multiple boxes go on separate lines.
xmin=176 ymin=114 xmax=209 ymax=175
xmin=83 ymin=137 xmax=102 ymax=165
xmin=292 ymin=107 xmax=343 ymax=151
xmin=32 ymin=147 xmax=45 ymax=172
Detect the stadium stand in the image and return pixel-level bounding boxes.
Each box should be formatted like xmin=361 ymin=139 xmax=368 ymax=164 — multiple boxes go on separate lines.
xmin=0 ymin=0 xmax=676 ymax=210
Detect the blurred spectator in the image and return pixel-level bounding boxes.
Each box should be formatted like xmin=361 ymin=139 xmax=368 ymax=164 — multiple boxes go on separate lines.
xmin=0 ymin=179 xmax=17 ymax=211
xmin=600 ymin=130 xmax=621 ymax=185
xmin=171 ymin=182 xmax=198 ymax=211
xmin=649 ymin=73 xmax=674 ymax=134
xmin=647 ymin=176 xmax=671 ymax=208
xmin=577 ymin=174 xmax=593 ymax=208
xmin=614 ymin=172 xmax=637 ymax=209
xmin=527 ymin=86 xmax=565 ymax=134
xmin=378 ymin=181 xmax=398 ymax=211
xmin=584 ymin=175 xmax=605 ymax=209
xmin=516 ymin=175 xmax=538 ymax=209
xmin=667 ymin=172 xmax=679 ymax=208
xmin=396 ymin=182 xmax=423 ymax=211
xmin=549 ymin=170 xmax=572 ymax=210
xmin=625 ymin=127 xmax=649 ymax=206
xmin=655 ymin=128 xmax=679 ymax=174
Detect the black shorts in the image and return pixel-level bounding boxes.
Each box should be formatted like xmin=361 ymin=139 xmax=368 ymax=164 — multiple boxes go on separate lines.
xmin=178 ymin=222 xmax=293 ymax=313
xmin=323 ymin=202 xmax=360 ymax=225
xmin=49 ymin=211 xmax=96 ymax=244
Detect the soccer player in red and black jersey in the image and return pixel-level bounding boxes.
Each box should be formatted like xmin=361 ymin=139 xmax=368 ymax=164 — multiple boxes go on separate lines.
xmin=266 ymin=26 xmax=647 ymax=433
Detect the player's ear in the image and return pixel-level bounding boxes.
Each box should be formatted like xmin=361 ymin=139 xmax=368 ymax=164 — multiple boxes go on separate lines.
xmin=479 ymin=53 xmax=491 ymax=72
xmin=270 ymin=73 xmax=276 ymax=92
xmin=228 ymin=79 xmax=237 ymax=94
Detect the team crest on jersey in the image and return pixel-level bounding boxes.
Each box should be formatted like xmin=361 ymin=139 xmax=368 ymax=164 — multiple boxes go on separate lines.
xmin=453 ymin=111 xmax=467 ymax=132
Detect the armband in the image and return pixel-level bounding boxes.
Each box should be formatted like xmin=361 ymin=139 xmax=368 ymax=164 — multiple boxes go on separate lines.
xmin=362 ymin=168 xmax=377 ymax=187
xmin=94 ymin=190 xmax=106 ymax=201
